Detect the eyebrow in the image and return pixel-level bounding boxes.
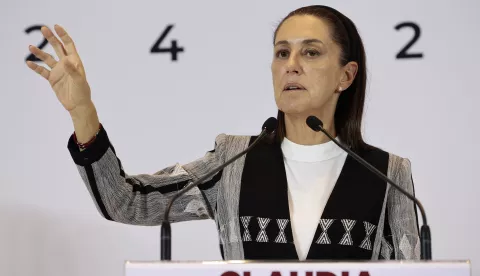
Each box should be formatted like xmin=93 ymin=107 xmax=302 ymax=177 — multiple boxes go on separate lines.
xmin=274 ymin=38 xmax=324 ymax=46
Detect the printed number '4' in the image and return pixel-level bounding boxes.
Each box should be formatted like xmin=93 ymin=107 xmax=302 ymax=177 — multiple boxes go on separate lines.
xmin=395 ymin=22 xmax=423 ymax=59
xmin=151 ymin=25 xmax=184 ymax=61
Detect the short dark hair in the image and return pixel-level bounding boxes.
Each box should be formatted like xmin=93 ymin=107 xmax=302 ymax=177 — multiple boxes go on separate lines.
xmin=273 ymin=5 xmax=371 ymax=152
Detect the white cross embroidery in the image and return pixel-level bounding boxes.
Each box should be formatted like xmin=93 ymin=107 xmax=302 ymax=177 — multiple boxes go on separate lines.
xmin=256 ymin=217 xmax=271 ymax=243
xmin=274 ymin=219 xmax=289 ymax=243
xmin=240 ymin=216 xmax=252 ymax=242
xmin=359 ymin=221 xmax=376 ymax=250
xmin=316 ymin=219 xmax=335 ymax=244
xmin=339 ymin=219 xmax=356 ymax=246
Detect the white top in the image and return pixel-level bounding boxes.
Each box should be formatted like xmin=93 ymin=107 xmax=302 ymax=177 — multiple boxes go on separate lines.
xmin=281 ymin=137 xmax=348 ymax=261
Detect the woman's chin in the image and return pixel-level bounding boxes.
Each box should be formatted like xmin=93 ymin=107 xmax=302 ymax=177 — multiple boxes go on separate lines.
xmin=277 ymin=95 xmax=311 ymax=114
xmin=279 ymin=105 xmax=310 ymax=116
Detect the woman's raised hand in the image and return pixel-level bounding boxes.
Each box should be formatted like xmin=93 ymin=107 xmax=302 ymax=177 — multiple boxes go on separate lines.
xmin=27 ymin=25 xmax=99 ymax=143
xmin=26 ymin=25 xmax=92 ymax=114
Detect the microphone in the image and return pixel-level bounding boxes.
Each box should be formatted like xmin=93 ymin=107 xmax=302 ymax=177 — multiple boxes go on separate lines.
xmin=306 ymin=115 xmax=431 ymax=261
xmin=160 ymin=117 xmax=278 ymax=260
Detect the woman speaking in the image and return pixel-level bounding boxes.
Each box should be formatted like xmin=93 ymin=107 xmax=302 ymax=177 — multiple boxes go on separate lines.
xmin=26 ymin=5 xmax=420 ymax=261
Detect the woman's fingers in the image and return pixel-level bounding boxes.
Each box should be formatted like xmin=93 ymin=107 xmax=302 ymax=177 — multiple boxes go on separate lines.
xmin=41 ymin=26 xmax=67 ymax=59
xmin=26 ymin=60 xmax=50 ymax=80
xmin=28 ymin=45 xmax=57 ymax=68
xmin=54 ymin=25 xmax=78 ymax=56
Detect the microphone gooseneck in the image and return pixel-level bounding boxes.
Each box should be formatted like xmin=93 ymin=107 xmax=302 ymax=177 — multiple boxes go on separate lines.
xmin=160 ymin=117 xmax=278 ymax=260
xmin=306 ymin=115 xmax=431 ymax=260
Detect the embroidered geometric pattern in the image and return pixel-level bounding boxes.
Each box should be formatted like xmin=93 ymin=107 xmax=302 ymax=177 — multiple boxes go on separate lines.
xmin=381 ymin=237 xmax=394 ymax=260
xmin=256 ymin=217 xmax=271 ymax=243
xmin=316 ymin=219 xmax=335 ymax=245
xmin=339 ymin=219 xmax=356 ymax=246
xmin=274 ymin=219 xmax=288 ymax=243
xmin=240 ymin=216 xmax=378 ymax=248
xmin=414 ymin=237 xmax=421 ymax=259
xmin=359 ymin=221 xmax=376 ymax=250
xmin=399 ymin=234 xmax=413 ymax=259
xmin=240 ymin=216 xmax=252 ymax=242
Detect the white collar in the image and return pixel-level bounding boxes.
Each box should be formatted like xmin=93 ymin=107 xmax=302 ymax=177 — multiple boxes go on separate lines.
xmin=281 ymin=136 xmax=345 ymax=162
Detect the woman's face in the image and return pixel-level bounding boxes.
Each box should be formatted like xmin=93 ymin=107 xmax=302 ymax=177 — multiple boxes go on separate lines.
xmin=271 ymin=15 xmax=353 ymax=116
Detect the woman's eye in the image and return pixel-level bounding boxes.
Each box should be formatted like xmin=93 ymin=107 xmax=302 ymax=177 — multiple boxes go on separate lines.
xmin=305 ymin=49 xmax=320 ymax=57
xmin=276 ymin=50 xmax=289 ymax=58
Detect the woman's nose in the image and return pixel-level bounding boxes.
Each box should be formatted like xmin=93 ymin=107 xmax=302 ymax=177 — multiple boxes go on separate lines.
xmin=285 ymin=55 xmax=301 ymax=74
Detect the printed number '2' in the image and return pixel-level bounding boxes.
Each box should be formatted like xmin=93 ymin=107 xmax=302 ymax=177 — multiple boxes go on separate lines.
xmin=151 ymin=25 xmax=184 ymax=61
xmin=25 ymin=25 xmax=49 ymax=62
xmin=395 ymin=22 xmax=423 ymax=59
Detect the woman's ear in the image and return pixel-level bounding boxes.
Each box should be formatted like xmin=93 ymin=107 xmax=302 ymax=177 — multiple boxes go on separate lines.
xmin=337 ymin=61 xmax=358 ymax=92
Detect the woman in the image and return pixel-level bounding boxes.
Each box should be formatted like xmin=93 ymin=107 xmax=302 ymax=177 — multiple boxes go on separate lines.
xmin=26 ymin=5 xmax=420 ymax=261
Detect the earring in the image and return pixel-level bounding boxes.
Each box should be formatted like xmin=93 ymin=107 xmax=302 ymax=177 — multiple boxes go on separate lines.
xmin=338 ymin=87 xmax=342 ymax=92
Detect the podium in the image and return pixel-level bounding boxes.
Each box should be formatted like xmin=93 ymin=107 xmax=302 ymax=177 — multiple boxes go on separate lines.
xmin=125 ymin=260 xmax=471 ymax=276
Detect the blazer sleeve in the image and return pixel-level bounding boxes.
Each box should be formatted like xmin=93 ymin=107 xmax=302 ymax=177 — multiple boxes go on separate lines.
xmin=385 ymin=156 xmax=421 ymax=260
xmin=67 ymin=124 xmax=226 ymax=226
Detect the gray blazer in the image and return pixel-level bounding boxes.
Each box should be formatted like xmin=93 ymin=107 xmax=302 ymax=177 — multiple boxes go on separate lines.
xmin=68 ymin=125 xmax=420 ymax=261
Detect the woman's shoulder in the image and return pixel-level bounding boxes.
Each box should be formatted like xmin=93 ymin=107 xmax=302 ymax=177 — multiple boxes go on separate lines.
xmin=212 ymin=132 xmax=283 ymax=161
xmin=214 ymin=133 xmax=255 ymax=144
xmin=211 ymin=133 xmax=255 ymax=154
xmin=360 ymin=143 xmax=410 ymax=162
xmin=362 ymin=143 xmax=413 ymax=182
xmin=215 ymin=132 xmax=277 ymax=146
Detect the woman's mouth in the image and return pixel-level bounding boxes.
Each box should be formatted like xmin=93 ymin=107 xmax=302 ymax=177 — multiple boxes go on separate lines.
xmin=283 ymin=83 xmax=306 ymax=91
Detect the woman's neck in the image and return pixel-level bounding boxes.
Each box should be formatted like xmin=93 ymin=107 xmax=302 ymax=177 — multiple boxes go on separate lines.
xmin=284 ymin=112 xmax=336 ymax=146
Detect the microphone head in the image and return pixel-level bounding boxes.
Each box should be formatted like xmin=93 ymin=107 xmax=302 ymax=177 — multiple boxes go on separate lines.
xmin=306 ymin=115 xmax=323 ymax=132
xmin=262 ymin=117 xmax=278 ymax=134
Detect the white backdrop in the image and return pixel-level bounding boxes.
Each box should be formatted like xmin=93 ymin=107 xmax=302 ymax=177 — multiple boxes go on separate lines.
xmin=1 ymin=0 xmax=479 ymax=276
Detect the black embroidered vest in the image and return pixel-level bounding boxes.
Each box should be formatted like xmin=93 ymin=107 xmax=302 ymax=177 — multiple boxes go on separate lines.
xmin=238 ymin=137 xmax=389 ymax=260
